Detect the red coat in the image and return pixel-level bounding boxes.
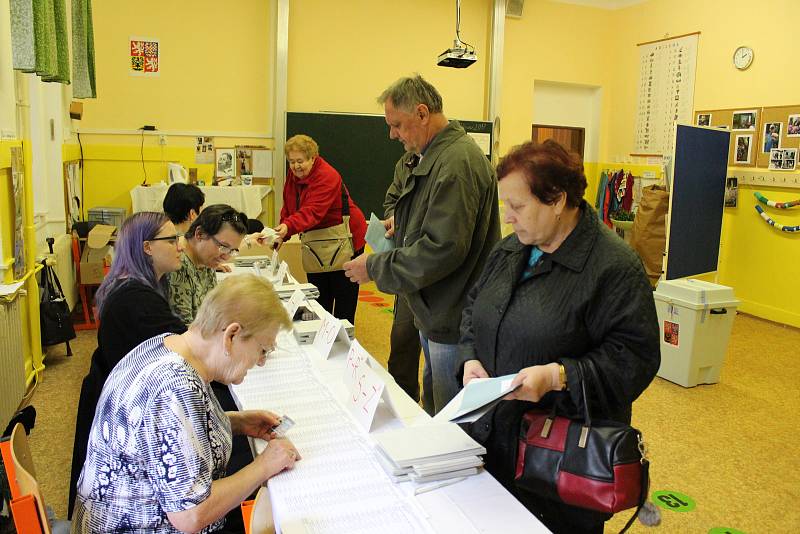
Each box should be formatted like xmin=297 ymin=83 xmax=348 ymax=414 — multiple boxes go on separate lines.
xmin=280 ymin=156 xmax=367 ymax=251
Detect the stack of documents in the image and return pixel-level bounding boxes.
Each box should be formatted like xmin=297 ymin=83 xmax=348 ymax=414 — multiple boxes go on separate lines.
xmin=234 ymin=254 xmax=272 ymax=267
xmin=373 ymin=423 xmax=485 ymax=483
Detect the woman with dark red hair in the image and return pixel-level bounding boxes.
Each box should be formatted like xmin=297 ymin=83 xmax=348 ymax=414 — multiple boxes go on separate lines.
xmin=456 ymin=140 xmax=660 ymax=533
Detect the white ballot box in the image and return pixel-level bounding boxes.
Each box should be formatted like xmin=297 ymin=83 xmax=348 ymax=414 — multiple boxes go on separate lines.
xmin=654 ymin=279 xmax=740 ymax=387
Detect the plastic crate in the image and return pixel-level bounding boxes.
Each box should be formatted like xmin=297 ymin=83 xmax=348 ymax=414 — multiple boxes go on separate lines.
xmin=87 ymin=207 xmax=127 ymax=230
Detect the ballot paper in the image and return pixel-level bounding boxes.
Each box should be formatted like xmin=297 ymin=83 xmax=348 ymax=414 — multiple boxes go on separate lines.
xmin=435 ymin=374 xmax=520 ymax=424
xmin=365 ymin=212 xmax=394 ymax=254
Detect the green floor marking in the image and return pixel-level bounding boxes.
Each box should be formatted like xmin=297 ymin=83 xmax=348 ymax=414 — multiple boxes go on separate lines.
xmin=652 ymin=490 xmax=696 ymax=512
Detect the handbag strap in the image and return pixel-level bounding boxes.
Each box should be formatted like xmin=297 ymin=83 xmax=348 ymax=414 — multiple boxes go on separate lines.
xmin=578 ymin=358 xmax=612 ymax=417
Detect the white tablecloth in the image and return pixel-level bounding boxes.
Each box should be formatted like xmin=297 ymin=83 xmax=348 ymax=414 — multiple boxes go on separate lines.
xmin=130 ymin=182 xmax=272 ymax=219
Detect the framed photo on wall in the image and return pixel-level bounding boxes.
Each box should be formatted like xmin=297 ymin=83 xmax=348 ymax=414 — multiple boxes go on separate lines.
xmin=768 ymin=148 xmax=797 ymax=171
xmin=734 ymin=134 xmax=752 ymax=164
xmin=697 ymin=113 xmax=711 ymax=126
xmin=732 ymin=110 xmax=757 ymax=131
xmin=788 ymin=114 xmax=800 ymax=137
xmin=215 ymin=148 xmax=236 ymax=180
xmin=762 ymin=122 xmax=782 ymax=153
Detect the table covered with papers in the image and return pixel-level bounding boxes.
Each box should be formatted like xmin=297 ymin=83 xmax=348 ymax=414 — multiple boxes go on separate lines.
xmin=224 ymin=255 xmax=549 ymax=533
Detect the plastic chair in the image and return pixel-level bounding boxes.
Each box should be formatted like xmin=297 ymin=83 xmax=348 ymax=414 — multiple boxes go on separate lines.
xmin=0 ymin=423 xmax=69 ymax=533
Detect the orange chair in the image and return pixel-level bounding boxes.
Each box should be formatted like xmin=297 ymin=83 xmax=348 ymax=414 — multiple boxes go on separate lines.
xmin=0 ymin=423 xmax=68 ymax=533
xmin=71 ymin=235 xmax=100 ymax=330
xmin=241 ymin=486 xmax=275 ymax=534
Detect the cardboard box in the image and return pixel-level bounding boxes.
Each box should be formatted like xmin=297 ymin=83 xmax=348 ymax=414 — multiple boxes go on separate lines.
xmin=80 ymin=224 xmax=116 ymax=285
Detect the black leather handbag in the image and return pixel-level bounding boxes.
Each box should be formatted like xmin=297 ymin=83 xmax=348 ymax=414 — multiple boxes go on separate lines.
xmin=39 ymin=260 xmax=76 ymax=347
xmin=515 ymin=359 xmax=649 ymax=533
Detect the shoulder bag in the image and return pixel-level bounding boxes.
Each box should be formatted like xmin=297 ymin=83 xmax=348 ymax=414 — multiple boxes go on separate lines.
xmin=298 ymin=185 xmax=355 ymax=273
xmin=515 ymin=359 xmax=650 ymax=533
xmin=39 ymin=260 xmax=76 ymax=347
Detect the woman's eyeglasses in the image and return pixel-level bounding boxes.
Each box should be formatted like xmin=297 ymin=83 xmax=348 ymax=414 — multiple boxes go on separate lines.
xmin=149 ymin=234 xmax=183 ymax=245
xmin=210 ymin=235 xmax=240 ymax=257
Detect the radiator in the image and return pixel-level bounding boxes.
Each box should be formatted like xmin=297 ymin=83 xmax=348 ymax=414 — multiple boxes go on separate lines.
xmin=0 ymin=295 xmax=27 ymax=429
xmin=42 ymin=233 xmax=77 ymax=311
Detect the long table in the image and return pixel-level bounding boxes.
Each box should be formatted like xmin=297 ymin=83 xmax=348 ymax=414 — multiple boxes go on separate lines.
xmin=227 ymin=265 xmax=549 ymax=533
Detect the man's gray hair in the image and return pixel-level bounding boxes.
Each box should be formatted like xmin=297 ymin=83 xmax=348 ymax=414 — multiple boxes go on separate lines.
xmin=377 ymin=74 xmax=443 ymax=114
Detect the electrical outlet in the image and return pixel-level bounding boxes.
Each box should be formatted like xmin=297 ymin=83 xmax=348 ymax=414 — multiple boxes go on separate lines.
xmin=159 ymin=135 xmax=167 ymax=146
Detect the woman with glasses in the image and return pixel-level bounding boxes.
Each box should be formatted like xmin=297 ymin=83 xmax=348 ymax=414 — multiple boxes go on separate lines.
xmin=69 ymin=212 xmax=187 ymax=518
xmin=168 ymin=204 xmax=248 ymax=325
xmin=72 ymin=275 xmax=300 ymax=533
xmin=275 ymin=134 xmax=367 ymax=324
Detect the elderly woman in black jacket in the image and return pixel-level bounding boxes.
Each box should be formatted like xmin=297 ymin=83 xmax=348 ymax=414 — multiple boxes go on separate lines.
xmin=457 ymin=140 xmax=659 ymax=534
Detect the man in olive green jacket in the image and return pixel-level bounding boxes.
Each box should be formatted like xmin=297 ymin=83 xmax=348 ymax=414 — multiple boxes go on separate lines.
xmin=344 ymin=75 xmax=500 ymax=414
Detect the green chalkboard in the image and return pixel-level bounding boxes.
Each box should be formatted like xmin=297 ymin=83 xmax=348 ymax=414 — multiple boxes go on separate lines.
xmin=286 ymin=112 xmax=492 ymax=219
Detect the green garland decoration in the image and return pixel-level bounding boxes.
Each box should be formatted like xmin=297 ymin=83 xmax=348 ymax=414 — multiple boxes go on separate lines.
xmin=753 ymin=192 xmax=800 ymax=232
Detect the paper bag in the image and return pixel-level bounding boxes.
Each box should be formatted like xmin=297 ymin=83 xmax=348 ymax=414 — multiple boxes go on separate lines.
xmin=630 ymin=186 xmax=669 ymax=286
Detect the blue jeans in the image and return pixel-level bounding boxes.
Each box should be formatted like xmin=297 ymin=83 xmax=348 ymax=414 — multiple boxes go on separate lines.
xmin=420 ymin=335 xmax=462 ymax=416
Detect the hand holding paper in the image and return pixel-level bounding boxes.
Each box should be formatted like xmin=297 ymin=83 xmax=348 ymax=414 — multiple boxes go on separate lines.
xmin=505 ymin=363 xmax=562 ymax=402
xmin=365 ymin=213 xmax=395 ymax=253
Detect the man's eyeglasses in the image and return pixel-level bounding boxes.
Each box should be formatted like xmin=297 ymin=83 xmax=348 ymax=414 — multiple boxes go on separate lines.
xmin=149 ymin=234 xmax=183 ymax=245
xmin=260 ymin=344 xmax=277 ymax=359
xmin=210 ymin=234 xmax=239 ymax=257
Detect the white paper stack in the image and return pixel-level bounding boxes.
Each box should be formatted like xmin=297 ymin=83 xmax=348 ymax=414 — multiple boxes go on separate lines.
xmin=373 ymin=423 xmax=486 ymax=483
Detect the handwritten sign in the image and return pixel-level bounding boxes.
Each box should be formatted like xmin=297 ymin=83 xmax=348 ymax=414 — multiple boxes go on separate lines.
xmin=342 ymin=340 xmax=384 ymax=431
xmin=284 ymin=288 xmax=305 ymax=320
xmin=311 ymin=309 xmax=349 ymax=360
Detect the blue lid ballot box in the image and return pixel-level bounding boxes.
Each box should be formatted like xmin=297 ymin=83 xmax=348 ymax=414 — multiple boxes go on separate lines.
xmin=653 ymin=279 xmax=739 ymax=387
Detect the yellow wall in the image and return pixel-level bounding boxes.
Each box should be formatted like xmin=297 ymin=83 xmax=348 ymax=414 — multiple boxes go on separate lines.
xmin=81 ymin=0 xmax=272 ymax=133
xmin=605 ymin=0 xmax=800 ymax=326
xmin=287 ymin=0 xmax=490 ymax=120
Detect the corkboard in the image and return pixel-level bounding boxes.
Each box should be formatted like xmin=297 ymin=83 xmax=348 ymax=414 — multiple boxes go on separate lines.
xmin=695 ymin=107 xmax=760 ymax=167
xmin=756 ymin=105 xmax=800 ymax=168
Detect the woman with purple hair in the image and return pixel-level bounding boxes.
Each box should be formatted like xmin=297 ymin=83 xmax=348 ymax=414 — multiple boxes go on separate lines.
xmin=69 ymin=211 xmax=186 ymax=518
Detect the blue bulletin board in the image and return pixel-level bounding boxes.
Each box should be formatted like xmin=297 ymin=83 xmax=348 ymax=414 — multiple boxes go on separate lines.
xmin=665 ymin=124 xmax=731 ymax=280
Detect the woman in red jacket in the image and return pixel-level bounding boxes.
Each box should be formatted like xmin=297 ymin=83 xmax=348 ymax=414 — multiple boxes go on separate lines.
xmin=275 ymin=134 xmax=367 ymax=323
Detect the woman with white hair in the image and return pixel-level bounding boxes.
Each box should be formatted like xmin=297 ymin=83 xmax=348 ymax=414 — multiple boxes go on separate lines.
xmin=72 ymin=274 xmax=300 ymax=533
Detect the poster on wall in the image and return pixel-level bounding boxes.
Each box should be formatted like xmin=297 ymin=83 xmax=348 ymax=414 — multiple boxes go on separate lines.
xmin=11 ymin=148 xmax=26 ymax=280
xmin=130 ymin=37 xmax=160 ymax=76
xmin=195 ymin=137 xmax=214 ymax=164
xmin=634 ymin=33 xmax=699 ymax=157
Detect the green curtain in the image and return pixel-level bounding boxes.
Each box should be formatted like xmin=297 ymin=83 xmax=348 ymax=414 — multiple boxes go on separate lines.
xmin=10 ymin=0 xmax=70 ymax=83
xmin=71 ymin=0 xmax=96 ymax=98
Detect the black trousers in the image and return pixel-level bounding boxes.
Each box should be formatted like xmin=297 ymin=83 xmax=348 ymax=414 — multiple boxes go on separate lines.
xmin=387 ymin=295 xmax=422 ymax=402
xmin=306 ymin=269 xmax=360 ymax=324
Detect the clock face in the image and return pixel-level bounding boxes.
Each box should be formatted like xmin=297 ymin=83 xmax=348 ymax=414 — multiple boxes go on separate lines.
xmin=734 ymin=46 xmax=754 ymax=70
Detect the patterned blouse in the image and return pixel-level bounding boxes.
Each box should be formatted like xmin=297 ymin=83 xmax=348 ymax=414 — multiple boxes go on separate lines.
xmin=167 ymin=252 xmax=217 ymax=325
xmin=71 ymin=334 xmax=232 ymax=533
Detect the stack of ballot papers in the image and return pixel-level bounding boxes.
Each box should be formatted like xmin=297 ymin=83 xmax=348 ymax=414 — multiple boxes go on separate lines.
xmin=373 ymin=423 xmax=486 ymax=483
xmin=434 ymin=374 xmax=520 ymax=424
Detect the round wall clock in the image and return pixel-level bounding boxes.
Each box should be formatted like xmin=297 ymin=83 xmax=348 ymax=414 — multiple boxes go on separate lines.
xmin=733 ymin=46 xmax=754 ymax=70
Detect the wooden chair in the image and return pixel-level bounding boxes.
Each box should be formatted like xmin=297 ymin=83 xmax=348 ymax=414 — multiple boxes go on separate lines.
xmin=242 ymin=486 xmax=276 ymax=534
xmin=0 ymin=423 xmax=54 ymax=533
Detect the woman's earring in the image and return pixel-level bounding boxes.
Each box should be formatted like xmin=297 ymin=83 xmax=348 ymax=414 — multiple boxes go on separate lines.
xmin=224 ymin=350 xmax=230 ymax=358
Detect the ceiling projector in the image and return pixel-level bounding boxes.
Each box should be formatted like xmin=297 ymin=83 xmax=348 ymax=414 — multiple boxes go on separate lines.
xmin=437 ymin=41 xmax=477 ymax=68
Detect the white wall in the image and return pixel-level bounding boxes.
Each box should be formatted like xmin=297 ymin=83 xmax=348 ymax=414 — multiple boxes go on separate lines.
xmin=532 ymin=80 xmax=602 ymax=162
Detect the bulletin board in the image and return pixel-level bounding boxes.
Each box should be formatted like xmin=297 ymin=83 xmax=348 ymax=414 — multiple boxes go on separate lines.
xmin=695 ymin=104 xmax=800 ymax=168
xmin=694 ymin=107 xmax=760 ymax=167
xmin=756 ymin=105 xmax=800 ymax=168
